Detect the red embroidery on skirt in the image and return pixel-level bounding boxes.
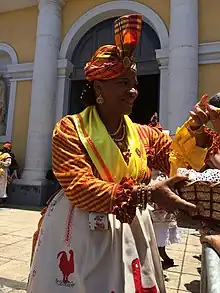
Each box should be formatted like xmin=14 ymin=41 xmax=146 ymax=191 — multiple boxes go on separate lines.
xmin=132 ymin=258 xmax=158 ymax=293
xmin=65 ymin=205 xmax=74 ymax=246
xmin=57 ymin=250 xmax=74 ymax=283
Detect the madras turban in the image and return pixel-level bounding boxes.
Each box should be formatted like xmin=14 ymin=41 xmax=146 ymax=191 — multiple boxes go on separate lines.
xmin=84 ymin=14 xmax=143 ymax=81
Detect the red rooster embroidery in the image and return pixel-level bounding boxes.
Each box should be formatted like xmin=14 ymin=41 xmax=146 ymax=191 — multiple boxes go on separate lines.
xmin=132 ymin=258 xmax=158 ymax=293
xmin=57 ymin=250 xmax=74 ymax=283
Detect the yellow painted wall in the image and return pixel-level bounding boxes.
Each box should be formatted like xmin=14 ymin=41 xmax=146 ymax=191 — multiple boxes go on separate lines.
xmin=1 ymin=0 xmax=220 ymax=62
xmin=63 ymin=0 xmax=220 ymax=45
xmin=199 ymin=0 xmax=220 ymax=43
xmin=12 ymin=81 xmax=32 ymax=169
xmin=62 ymin=0 xmax=169 ymax=41
xmin=0 ymin=6 xmax=38 ymax=63
xmin=137 ymin=0 xmax=169 ymax=28
xmin=198 ymin=64 xmax=220 ymax=98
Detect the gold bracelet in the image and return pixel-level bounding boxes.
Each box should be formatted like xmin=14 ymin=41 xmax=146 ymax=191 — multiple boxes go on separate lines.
xmin=147 ymin=183 xmax=152 ymax=205
xmin=137 ymin=183 xmax=152 ymax=210
xmin=136 ymin=184 xmax=145 ymax=210
xmin=186 ymin=124 xmax=205 ymax=135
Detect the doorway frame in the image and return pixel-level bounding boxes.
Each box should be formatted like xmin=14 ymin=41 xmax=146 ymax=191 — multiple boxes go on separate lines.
xmin=56 ymin=1 xmax=169 ymax=127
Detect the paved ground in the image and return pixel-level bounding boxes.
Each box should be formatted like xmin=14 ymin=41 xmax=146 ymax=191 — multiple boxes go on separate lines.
xmin=0 ymin=208 xmax=202 ymax=293
xmin=165 ymin=229 xmax=201 ymax=293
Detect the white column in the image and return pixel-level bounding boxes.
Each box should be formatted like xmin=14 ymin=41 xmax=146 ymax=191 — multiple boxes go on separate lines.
xmin=55 ymin=59 xmax=73 ymax=122
xmin=168 ymin=0 xmax=198 ymax=133
xmin=156 ymin=48 xmax=169 ymax=129
xmin=21 ymin=0 xmax=64 ymax=185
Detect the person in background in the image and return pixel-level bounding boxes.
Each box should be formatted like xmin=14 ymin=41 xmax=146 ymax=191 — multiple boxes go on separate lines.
xmin=148 ymin=114 xmax=181 ymax=269
xmin=0 ymin=145 xmax=11 ymax=205
xmin=192 ymin=94 xmax=220 ymax=170
xmin=197 ymin=93 xmax=220 ymax=252
xmin=208 ymin=92 xmax=220 ymax=135
xmin=149 ymin=103 xmax=220 ymax=267
xmin=171 ymin=93 xmax=220 ymax=255
xmin=2 ymin=142 xmax=19 ymax=181
xmin=209 ymin=92 xmax=220 ymax=108
xmin=206 ymin=93 xmax=220 ymax=169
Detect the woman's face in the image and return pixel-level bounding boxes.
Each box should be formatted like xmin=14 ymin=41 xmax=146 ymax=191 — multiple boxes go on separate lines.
xmin=94 ymin=69 xmax=138 ymax=116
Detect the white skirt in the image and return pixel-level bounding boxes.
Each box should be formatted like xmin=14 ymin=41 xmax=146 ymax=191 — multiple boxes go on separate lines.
xmin=27 ymin=190 xmax=166 ymax=293
xmin=148 ymin=205 xmax=181 ymax=248
xmin=153 ymin=222 xmax=182 ymax=247
xmin=0 ymin=169 xmax=8 ymax=199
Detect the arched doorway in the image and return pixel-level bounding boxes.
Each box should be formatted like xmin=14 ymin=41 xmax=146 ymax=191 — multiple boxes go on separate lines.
xmin=68 ymin=18 xmax=161 ymax=124
xmin=0 ymin=43 xmax=17 ymax=142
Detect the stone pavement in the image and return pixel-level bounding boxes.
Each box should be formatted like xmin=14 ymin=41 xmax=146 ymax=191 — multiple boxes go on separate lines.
xmin=165 ymin=228 xmax=201 ymax=293
xmin=0 ymin=208 xmax=40 ymax=293
xmin=0 ymin=208 xmax=202 ymax=293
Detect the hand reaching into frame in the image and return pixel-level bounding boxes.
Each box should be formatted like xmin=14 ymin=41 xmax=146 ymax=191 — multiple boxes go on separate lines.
xmin=189 ymin=94 xmax=209 ymax=130
xmin=189 ymin=93 xmax=220 ymax=134
xmin=150 ymin=175 xmax=197 ymax=215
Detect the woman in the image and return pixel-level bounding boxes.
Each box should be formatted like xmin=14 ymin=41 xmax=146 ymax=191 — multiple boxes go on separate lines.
xmin=206 ymin=93 xmax=220 ymax=168
xmin=190 ymin=93 xmax=220 ymax=170
xmin=2 ymin=142 xmax=19 ymax=181
xmin=173 ymin=93 xmax=220 ymax=255
xmin=150 ymin=170 xmax=181 ymax=269
xmin=148 ymin=114 xmax=181 ymax=269
xmin=28 ymin=15 xmax=214 ymax=293
xmin=197 ymin=93 xmax=220 ymax=254
xmin=0 ymin=144 xmax=11 ymax=205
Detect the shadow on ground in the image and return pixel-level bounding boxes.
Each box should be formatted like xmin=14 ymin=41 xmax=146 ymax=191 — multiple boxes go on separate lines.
xmin=184 ymin=280 xmax=200 ymax=293
xmin=2 ymin=204 xmax=42 ymax=212
xmin=0 ymin=277 xmax=27 ymax=291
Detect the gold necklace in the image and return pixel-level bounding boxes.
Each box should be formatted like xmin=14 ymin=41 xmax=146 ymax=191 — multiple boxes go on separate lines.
xmin=111 ymin=124 xmax=126 ymax=142
xmin=111 ymin=125 xmax=131 ymax=165
xmin=109 ymin=118 xmax=123 ymax=137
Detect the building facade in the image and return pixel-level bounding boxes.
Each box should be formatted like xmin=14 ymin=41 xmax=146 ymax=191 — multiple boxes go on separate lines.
xmin=0 ymin=0 xmax=220 ymax=205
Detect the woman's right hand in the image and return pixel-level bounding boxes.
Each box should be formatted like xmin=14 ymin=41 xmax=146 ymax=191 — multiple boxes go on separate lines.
xmin=188 ymin=94 xmax=209 ymax=130
xmin=149 ymin=175 xmax=197 ymax=215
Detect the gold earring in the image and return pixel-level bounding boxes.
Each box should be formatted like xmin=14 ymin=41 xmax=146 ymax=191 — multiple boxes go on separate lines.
xmin=96 ymin=95 xmax=104 ymax=104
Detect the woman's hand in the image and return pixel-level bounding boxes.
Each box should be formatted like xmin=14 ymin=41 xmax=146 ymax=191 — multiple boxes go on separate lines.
xmin=207 ymin=150 xmax=220 ymax=169
xmin=200 ymin=234 xmax=220 ymax=254
xmin=206 ymin=103 xmax=220 ymax=134
xmin=150 ymin=175 xmax=197 ymax=214
xmin=186 ymin=95 xmax=210 ymax=148
xmin=189 ymin=94 xmax=209 ymax=130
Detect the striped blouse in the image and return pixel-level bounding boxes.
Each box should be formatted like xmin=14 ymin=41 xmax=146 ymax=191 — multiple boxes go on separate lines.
xmin=52 ymin=116 xmax=172 ymax=214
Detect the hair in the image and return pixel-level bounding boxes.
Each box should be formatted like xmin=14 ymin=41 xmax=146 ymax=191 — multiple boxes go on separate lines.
xmin=80 ymin=81 xmax=97 ymax=106
xmin=209 ymin=92 xmax=220 ymax=108
xmin=1 ymin=141 xmax=14 ymax=158
xmin=0 ymin=147 xmax=14 ymax=158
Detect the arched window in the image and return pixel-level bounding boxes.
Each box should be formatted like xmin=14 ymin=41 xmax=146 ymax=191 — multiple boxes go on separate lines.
xmin=0 ymin=43 xmax=18 ymax=142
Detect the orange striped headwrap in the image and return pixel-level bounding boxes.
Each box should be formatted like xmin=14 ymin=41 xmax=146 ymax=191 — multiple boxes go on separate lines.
xmin=84 ymin=14 xmax=143 ymax=81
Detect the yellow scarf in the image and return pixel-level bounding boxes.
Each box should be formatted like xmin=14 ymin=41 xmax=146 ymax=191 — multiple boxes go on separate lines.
xmin=73 ymin=106 xmax=147 ymax=184
xmin=170 ymin=119 xmax=208 ymax=176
